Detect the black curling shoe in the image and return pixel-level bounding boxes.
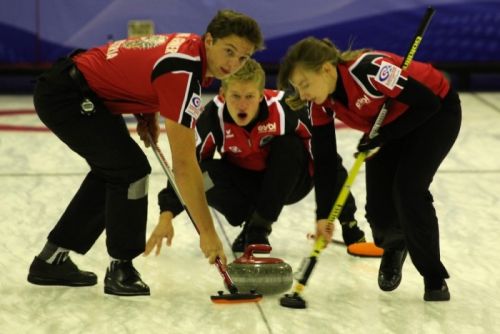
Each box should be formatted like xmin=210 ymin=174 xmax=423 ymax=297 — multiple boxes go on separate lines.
xmin=231 ymin=225 xmax=271 ymax=253
xmin=378 ymin=248 xmax=408 ymax=291
xmin=341 ymin=220 xmax=366 ymax=246
xmin=231 ymin=224 xmax=248 ymax=253
xmin=424 ymin=278 xmax=450 ymax=301
xmin=232 ymin=212 xmax=273 ymax=253
xmin=27 ymin=256 xmax=97 ymax=287
xmin=244 ymin=226 xmax=271 ymax=251
xmin=104 ymin=260 xmax=150 ymax=296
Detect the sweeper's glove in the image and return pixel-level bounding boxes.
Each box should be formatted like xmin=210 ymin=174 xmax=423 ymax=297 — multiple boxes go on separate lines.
xmin=357 ymin=133 xmax=383 ymax=152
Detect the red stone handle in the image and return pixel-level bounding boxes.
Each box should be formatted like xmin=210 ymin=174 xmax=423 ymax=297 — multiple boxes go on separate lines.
xmin=242 ymin=244 xmax=272 ymax=260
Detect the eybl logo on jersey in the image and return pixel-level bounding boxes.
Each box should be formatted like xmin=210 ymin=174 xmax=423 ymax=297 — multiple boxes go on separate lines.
xmin=186 ymin=94 xmax=202 ymax=119
xmin=257 ymin=122 xmax=276 ymax=133
xmin=375 ymin=61 xmax=401 ymax=90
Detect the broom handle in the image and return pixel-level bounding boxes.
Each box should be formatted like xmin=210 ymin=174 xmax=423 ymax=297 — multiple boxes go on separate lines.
xmin=146 ymin=130 xmax=238 ymax=294
xmin=291 ymin=6 xmax=436 ymax=295
xmin=369 ymin=6 xmax=435 ymax=139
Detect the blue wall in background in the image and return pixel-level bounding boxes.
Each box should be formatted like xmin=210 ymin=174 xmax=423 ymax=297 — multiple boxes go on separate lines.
xmin=1 ymin=0 xmax=499 ymax=91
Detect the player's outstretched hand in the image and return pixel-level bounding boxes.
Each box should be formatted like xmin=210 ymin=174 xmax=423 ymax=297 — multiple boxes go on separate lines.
xmin=144 ymin=211 xmax=175 ymax=256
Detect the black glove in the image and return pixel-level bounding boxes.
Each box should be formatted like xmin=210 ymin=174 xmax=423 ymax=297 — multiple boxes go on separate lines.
xmin=357 ymin=133 xmax=383 ymax=152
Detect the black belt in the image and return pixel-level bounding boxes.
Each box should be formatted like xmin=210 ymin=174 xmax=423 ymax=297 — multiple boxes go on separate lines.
xmin=68 ymin=65 xmax=92 ymax=97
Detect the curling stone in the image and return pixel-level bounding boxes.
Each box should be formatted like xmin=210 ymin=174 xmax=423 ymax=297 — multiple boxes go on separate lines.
xmin=227 ymin=244 xmax=293 ymax=295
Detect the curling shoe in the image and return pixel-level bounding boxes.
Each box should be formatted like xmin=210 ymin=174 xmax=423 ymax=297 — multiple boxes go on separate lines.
xmin=231 ymin=224 xmax=272 ymax=253
xmin=243 ymin=211 xmax=272 ymax=252
xmin=378 ymin=248 xmax=408 ymax=291
xmin=424 ymin=278 xmax=450 ymax=301
xmin=244 ymin=226 xmax=271 ymax=252
xmin=341 ymin=220 xmax=366 ymax=246
xmin=104 ymin=260 xmax=150 ymax=296
xmin=27 ymin=256 xmax=97 ymax=286
xmin=231 ymin=224 xmax=248 ymax=253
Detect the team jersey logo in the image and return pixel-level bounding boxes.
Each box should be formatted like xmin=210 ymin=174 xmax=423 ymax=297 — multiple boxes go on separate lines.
xmin=123 ymin=35 xmax=167 ymax=49
xmin=165 ymin=33 xmax=191 ymax=53
xmin=185 ymin=93 xmax=202 ymax=120
xmin=349 ymin=53 xmax=390 ymax=98
xmin=355 ymin=94 xmax=371 ymax=109
xmin=375 ymin=61 xmax=402 ymax=90
xmin=107 ymin=40 xmax=126 ymax=59
xmin=106 ymin=35 xmax=166 ymax=59
xmin=257 ymin=122 xmax=277 ymax=133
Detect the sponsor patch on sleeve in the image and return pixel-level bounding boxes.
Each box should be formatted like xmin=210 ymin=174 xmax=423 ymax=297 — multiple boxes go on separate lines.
xmin=374 ymin=61 xmax=401 ymax=90
xmin=185 ymin=93 xmax=203 ymax=120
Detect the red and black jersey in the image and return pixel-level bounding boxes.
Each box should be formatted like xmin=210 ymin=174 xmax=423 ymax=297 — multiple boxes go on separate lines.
xmin=73 ymin=33 xmax=213 ymax=128
xmin=310 ymin=51 xmax=449 ymax=132
xmin=196 ymin=89 xmax=313 ymax=173
xmin=309 ymin=50 xmax=452 ymax=220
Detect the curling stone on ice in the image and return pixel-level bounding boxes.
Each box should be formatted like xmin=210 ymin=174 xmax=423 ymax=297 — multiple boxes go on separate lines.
xmin=227 ymin=244 xmax=293 ymax=295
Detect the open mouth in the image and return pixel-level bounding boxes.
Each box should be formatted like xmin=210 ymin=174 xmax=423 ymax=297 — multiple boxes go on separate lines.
xmin=237 ymin=112 xmax=247 ymax=120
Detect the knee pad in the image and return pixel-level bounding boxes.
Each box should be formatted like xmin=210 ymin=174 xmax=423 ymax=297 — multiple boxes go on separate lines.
xmin=202 ymin=171 xmax=215 ymax=192
xmin=128 ymin=174 xmax=149 ymax=200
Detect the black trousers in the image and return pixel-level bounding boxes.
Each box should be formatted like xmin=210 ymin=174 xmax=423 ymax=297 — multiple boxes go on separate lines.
xmin=365 ymin=92 xmax=462 ymax=280
xmin=33 ymin=58 xmax=151 ymax=259
xmin=202 ymin=135 xmax=313 ymax=226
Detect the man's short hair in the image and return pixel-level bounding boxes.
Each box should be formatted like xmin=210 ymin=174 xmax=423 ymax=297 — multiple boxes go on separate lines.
xmin=222 ymin=58 xmax=265 ymax=92
xmin=206 ymin=9 xmax=264 ymax=51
